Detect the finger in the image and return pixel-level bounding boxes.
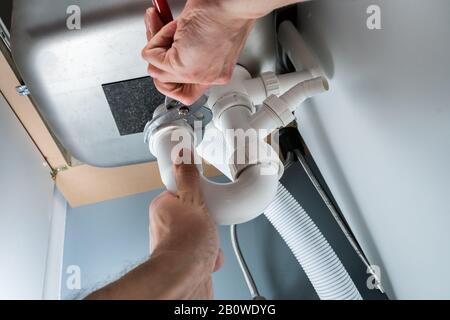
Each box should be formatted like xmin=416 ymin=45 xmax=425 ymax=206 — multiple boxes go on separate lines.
xmin=148 ymin=64 xmax=192 ymax=84
xmin=147 ymin=64 xmax=178 ymax=83
xmin=144 ymin=9 xmax=153 ymax=42
xmin=154 ymin=80 xmax=208 ymax=105
xmin=149 ymin=64 xmax=229 ymax=86
xmin=172 ymin=84 xmax=209 ymax=105
xmin=147 ymin=7 xmax=164 ymax=40
xmin=213 ymin=249 xmax=225 ymax=273
xmin=149 ymin=20 xmax=177 ymax=49
xmin=142 ymin=47 xmax=171 ymax=73
xmin=153 ymin=79 xmax=178 ymax=96
xmin=142 ymin=21 xmax=177 ymax=71
xmin=174 ymin=150 xmax=202 ymax=202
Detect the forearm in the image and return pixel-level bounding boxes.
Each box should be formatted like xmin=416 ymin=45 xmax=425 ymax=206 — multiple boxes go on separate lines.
xmin=86 ymin=250 xmax=210 ymax=300
xmin=195 ymin=0 xmax=307 ymax=20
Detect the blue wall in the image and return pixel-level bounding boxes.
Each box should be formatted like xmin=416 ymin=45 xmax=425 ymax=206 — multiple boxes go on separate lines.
xmin=61 ymin=189 xmax=157 ymax=299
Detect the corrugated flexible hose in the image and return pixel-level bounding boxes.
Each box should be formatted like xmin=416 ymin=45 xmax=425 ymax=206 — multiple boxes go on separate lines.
xmin=264 ymin=184 xmax=363 ymax=300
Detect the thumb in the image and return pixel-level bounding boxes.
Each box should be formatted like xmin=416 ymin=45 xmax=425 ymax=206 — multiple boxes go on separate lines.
xmin=145 ymin=7 xmax=164 ymax=41
xmin=174 ymin=150 xmax=203 ymax=203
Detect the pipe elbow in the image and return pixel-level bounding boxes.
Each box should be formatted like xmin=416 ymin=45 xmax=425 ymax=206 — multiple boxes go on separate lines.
xmin=201 ymin=164 xmax=280 ymax=225
xmin=149 ymin=125 xmax=282 ymax=225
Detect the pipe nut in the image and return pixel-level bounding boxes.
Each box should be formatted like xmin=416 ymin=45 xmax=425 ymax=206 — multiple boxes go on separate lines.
xmin=263 ymin=95 xmax=296 ymax=127
xmin=260 ymin=72 xmax=281 ymax=97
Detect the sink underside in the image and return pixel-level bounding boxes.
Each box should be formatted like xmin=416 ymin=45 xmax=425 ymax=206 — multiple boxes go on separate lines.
xmin=11 ymin=0 xmax=277 ymax=167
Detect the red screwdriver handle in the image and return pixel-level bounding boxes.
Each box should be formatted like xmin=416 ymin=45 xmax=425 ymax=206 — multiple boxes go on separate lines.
xmin=152 ymin=0 xmax=174 ymax=25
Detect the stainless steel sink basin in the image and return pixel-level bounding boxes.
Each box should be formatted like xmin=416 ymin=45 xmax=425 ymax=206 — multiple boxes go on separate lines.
xmin=11 ymin=0 xmax=276 ymax=167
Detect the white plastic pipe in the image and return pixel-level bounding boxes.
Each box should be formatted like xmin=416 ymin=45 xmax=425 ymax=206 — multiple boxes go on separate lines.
xmin=278 ymin=21 xmax=323 ymax=77
xmin=215 ymin=105 xmax=253 ymax=149
xmin=149 ymin=124 xmax=280 ymax=225
xmin=201 ymin=164 xmax=279 ymax=225
xmin=150 ymin=67 xmax=326 ymax=226
xmin=149 ymin=124 xmax=196 ymax=193
xmin=243 ymin=70 xmax=315 ymax=106
xmin=280 ymin=77 xmax=329 ymax=112
xmin=248 ymin=106 xmax=284 ymax=133
xmin=250 ymin=77 xmax=329 ymax=135
xmin=265 ymin=184 xmax=363 ymax=300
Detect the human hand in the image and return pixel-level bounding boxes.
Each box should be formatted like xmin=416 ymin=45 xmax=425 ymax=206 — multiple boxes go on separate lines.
xmin=149 ymin=151 xmax=223 ymax=299
xmin=85 ymin=155 xmax=222 ymax=300
xmin=141 ymin=0 xmax=256 ymax=105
